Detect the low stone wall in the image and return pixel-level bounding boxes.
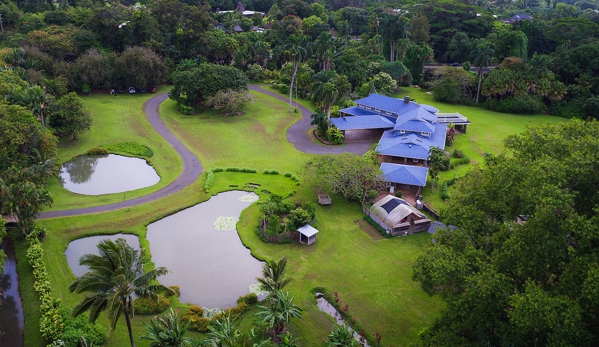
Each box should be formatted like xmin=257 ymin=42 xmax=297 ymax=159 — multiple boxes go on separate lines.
xmin=422 ymin=203 xmax=440 ymax=220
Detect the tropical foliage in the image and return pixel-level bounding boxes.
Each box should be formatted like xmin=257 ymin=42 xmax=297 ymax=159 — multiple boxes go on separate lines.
xmin=69 ymin=238 xmax=172 ymax=347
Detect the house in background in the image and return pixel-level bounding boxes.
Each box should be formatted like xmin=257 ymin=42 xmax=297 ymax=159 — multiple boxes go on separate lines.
xmin=331 ymin=93 xmax=469 ymax=194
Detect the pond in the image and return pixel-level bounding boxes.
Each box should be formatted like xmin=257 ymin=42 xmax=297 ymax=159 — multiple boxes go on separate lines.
xmin=0 ymin=239 xmax=24 ymax=347
xmin=65 ymin=234 xmax=140 ymax=278
xmin=147 ymin=191 xmax=264 ymax=309
xmin=59 ymin=154 xmax=160 ymax=195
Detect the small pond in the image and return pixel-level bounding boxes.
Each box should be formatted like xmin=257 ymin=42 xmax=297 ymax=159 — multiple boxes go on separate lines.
xmin=59 ymin=154 xmax=160 ymax=195
xmin=147 ymin=191 xmax=264 ymax=309
xmin=316 ymin=295 xmax=371 ymax=347
xmin=0 ymin=239 xmax=24 ymax=347
xmin=65 ymin=234 xmax=140 ymax=278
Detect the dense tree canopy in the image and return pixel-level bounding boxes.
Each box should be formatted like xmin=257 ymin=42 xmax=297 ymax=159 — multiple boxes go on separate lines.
xmin=412 ymin=119 xmax=599 ymax=346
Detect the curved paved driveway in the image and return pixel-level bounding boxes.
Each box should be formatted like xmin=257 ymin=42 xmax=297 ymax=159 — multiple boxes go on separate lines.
xmin=38 ymin=93 xmax=203 ymax=219
xmin=39 ymin=87 xmax=372 ymax=218
xmin=248 ymin=85 xmax=372 ymax=155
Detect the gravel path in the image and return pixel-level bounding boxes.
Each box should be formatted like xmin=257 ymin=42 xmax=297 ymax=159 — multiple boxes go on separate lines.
xmin=38 ymin=93 xmax=203 ymax=219
xmin=39 ymin=86 xmax=373 ymax=219
xmin=248 ymin=85 xmax=372 ymax=155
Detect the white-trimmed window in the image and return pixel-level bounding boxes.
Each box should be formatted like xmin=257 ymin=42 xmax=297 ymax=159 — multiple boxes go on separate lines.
xmin=413 ymin=158 xmax=419 ymax=162
xmin=399 ymin=130 xmax=406 ymax=134
xmin=421 ymin=132 xmax=431 ymax=137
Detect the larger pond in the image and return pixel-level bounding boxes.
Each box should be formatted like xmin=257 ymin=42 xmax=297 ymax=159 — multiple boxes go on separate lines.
xmin=66 ymin=234 xmax=140 ymax=278
xmin=59 ymin=154 xmax=160 ymax=195
xmin=0 ymin=239 xmax=24 ymax=347
xmin=147 ymin=191 xmax=263 ymax=309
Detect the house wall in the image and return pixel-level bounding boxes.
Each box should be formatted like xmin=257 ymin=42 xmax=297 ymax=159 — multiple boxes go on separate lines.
xmin=378 ymin=155 xmax=427 ymax=167
xmin=343 ymin=129 xmax=385 ymax=142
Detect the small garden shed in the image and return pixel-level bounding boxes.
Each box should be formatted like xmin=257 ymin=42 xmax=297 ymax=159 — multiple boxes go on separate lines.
xmin=298 ymin=224 xmax=319 ymax=245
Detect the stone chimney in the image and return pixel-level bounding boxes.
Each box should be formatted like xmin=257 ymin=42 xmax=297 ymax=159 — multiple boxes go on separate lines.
xmin=404 ymin=96 xmax=410 ymax=104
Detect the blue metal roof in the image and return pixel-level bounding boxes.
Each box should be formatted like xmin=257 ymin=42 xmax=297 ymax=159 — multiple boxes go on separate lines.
xmin=421 ymin=104 xmax=439 ymax=114
xmin=376 ymin=123 xmax=447 ymax=159
xmin=331 ymin=115 xmax=395 ymax=130
xmin=394 ymin=119 xmax=436 ymax=133
xmin=339 ymin=106 xmax=379 ymax=117
xmin=380 ymin=163 xmax=428 ymax=186
xmin=355 ymin=93 xmax=419 ymax=115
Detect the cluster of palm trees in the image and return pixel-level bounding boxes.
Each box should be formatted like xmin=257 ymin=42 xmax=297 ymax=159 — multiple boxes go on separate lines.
xmin=70 ymin=242 xmax=306 ymax=347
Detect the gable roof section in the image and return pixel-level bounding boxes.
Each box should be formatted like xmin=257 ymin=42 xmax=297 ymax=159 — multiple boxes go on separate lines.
xmin=355 ymin=93 xmax=419 ymax=115
xmin=394 ymin=118 xmax=436 ymax=133
xmin=380 ymin=162 xmax=429 ymax=186
xmin=331 ymin=115 xmax=395 ymax=130
xmin=339 ymin=106 xmax=379 ymax=117
xmin=298 ymin=224 xmax=319 ymax=237
xmin=376 ymin=123 xmax=447 ymax=159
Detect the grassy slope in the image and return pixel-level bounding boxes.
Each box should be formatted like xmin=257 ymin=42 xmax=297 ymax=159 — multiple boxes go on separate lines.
xmin=399 ymin=87 xmax=564 ymax=210
xmin=26 ymin=86 xmax=566 ymax=346
xmin=46 ymin=86 xmax=182 ymax=211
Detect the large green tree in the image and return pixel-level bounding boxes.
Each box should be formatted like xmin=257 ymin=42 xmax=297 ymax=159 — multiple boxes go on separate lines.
xmin=412 ymin=119 xmax=599 ymax=346
xmin=69 ymin=238 xmax=172 ymax=347
xmin=49 ymin=92 xmax=92 ymax=140
xmin=170 ymin=63 xmax=249 ymax=106
xmin=304 ymin=153 xmax=383 ymax=201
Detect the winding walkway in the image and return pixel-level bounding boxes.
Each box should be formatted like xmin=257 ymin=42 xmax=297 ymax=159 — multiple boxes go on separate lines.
xmin=39 ymin=86 xmax=372 ymax=219
xmin=249 ymin=85 xmax=372 ymax=155
xmin=38 ymin=93 xmax=203 ymax=219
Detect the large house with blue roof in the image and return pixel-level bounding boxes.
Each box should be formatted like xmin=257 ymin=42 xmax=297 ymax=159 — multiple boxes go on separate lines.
xmin=331 ymin=93 xmax=469 ymax=193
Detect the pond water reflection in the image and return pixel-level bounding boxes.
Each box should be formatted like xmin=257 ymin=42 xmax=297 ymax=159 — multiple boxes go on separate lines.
xmin=147 ymin=191 xmax=263 ymax=309
xmin=59 ymin=154 xmax=160 ymax=195
xmin=0 ymin=239 xmax=24 ymax=347
xmin=65 ymin=234 xmax=140 ymax=278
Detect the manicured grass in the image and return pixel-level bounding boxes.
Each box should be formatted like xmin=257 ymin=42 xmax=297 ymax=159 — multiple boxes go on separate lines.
xmin=28 ymin=84 xmax=565 ymax=346
xmin=26 ymin=89 xmax=444 ymax=347
xmin=46 ymin=86 xmax=182 ymax=211
xmin=397 ymin=87 xmax=565 ymax=210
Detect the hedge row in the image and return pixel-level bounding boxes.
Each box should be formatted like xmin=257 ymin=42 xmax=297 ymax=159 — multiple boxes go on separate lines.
xmin=26 ymin=230 xmax=64 ymax=342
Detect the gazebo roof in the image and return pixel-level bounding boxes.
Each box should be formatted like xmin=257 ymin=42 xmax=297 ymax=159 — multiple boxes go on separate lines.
xmin=298 ymin=224 xmax=319 ymax=237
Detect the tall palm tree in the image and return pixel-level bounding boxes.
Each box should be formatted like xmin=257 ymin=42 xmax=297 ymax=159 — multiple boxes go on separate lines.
xmin=313 ymin=32 xmax=336 ymax=71
xmin=337 ymin=20 xmax=352 ymax=49
xmin=140 ymin=308 xmax=193 ymax=347
xmin=284 ymin=34 xmax=308 ymax=112
xmin=69 ymin=238 xmax=172 ymax=347
xmin=202 ymin=314 xmax=269 ymax=347
xmin=255 ymin=290 xmax=303 ymax=342
xmin=256 ymin=257 xmax=292 ymax=293
xmin=471 ymin=43 xmax=494 ymax=104
xmin=380 ymin=14 xmax=411 ymax=62
xmin=327 ymin=324 xmax=359 ymax=347
xmin=312 ymin=70 xmax=339 ymax=126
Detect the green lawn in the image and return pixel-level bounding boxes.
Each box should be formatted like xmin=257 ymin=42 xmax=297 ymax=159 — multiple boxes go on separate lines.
xmin=398 ymin=87 xmax=564 ymax=210
xmin=25 ymin=86 xmax=566 ymax=347
xmin=45 ymin=86 xmax=182 ymax=211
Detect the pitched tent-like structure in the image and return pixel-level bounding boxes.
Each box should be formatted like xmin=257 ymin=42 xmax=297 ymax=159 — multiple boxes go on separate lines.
xmin=298 ymin=224 xmax=319 ymax=245
xmin=371 ymin=195 xmax=426 ymax=229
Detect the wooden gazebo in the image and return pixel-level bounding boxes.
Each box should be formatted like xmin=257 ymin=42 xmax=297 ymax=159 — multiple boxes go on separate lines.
xmin=298 ymin=224 xmax=319 ymax=245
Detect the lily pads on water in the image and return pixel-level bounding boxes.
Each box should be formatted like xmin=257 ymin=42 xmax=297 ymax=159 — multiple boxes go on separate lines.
xmin=214 ymin=216 xmax=238 ymax=231
xmin=239 ymin=194 xmax=259 ymax=203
